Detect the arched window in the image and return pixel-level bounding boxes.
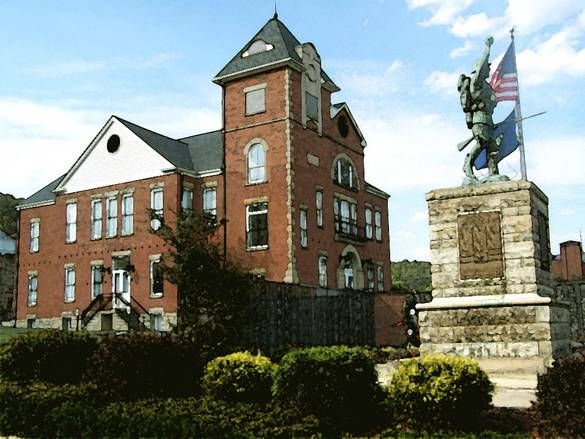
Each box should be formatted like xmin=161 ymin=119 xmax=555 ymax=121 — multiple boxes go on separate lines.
xmin=333 ymin=157 xmax=358 ymax=190
xmin=247 ymin=143 xmax=265 ymax=183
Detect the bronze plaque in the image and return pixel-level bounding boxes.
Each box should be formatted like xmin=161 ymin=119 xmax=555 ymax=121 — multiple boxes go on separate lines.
xmin=458 ymin=211 xmax=504 ymax=280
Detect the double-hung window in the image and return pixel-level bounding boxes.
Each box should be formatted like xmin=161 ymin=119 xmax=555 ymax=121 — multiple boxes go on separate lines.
xmin=375 ymin=210 xmax=382 ymax=241
xmin=245 ymin=88 xmax=265 ymax=115
xmin=247 ymin=144 xmax=265 ymax=184
xmin=203 ymin=188 xmax=217 ymax=219
xmin=91 ymin=265 xmax=103 ymax=299
xmin=365 ymin=207 xmax=373 ymax=240
xmin=377 ymin=265 xmax=384 ymax=292
xmin=151 ymin=187 xmax=164 ymax=230
xmin=334 ymin=198 xmax=357 ymax=237
xmin=367 ymin=265 xmax=375 ymax=291
xmin=300 ymin=208 xmax=308 ymax=248
xmin=66 ymin=202 xmax=77 ymax=243
xmin=106 ymin=197 xmax=117 ymax=238
xmin=315 ymin=191 xmax=323 ymax=227
xmin=91 ymin=199 xmax=102 ymax=240
xmin=150 ymin=258 xmax=164 ymax=297
xmin=181 ymin=187 xmax=193 ymax=212
xmin=121 ymin=193 xmax=134 ymax=235
xmin=318 ymin=255 xmax=327 ymax=288
xmin=27 ymin=274 xmax=38 ymax=306
xmin=246 ymin=203 xmax=268 ymax=249
xmin=30 ymin=220 xmax=39 ymax=252
xmin=64 ymin=266 xmax=76 ymax=303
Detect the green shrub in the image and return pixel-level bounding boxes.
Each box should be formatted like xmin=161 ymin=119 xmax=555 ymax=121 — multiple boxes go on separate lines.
xmin=203 ymin=351 xmax=275 ymax=403
xmin=387 ymin=354 xmax=494 ymax=429
xmin=0 ymin=380 xmax=97 ymax=437
xmin=534 ymin=357 xmax=585 ymax=437
xmin=0 ymin=330 xmax=97 ymax=384
xmin=83 ymin=333 xmax=202 ymax=400
xmin=272 ymin=345 xmax=385 ymax=433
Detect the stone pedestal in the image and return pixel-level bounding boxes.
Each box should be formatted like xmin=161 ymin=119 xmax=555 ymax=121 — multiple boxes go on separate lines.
xmin=418 ymin=181 xmax=570 ymax=369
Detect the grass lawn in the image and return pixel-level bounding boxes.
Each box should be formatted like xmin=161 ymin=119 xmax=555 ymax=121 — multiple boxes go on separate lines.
xmin=0 ymin=327 xmax=36 ymax=344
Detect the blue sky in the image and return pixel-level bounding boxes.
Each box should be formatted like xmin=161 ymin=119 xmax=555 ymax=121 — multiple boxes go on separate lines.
xmin=1 ymin=0 xmax=584 ymax=261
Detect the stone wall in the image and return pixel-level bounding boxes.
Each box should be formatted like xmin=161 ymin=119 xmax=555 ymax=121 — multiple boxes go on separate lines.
xmin=556 ymin=281 xmax=585 ymax=339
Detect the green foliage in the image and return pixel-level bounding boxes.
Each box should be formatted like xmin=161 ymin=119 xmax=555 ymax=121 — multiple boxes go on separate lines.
xmin=387 ymin=354 xmax=494 ymax=429
xmin=534 ymin=357 xmax=585 ymax=437
xmin=0 ymin=193 xmax=22 ymax=237
xmin=157 ymin=211 xmax=254 ymax=355
xmin=391 ymin=259 xmax=432 ymax=292
xmin=272 ymin=345 xmax=386 ymax=433
xmin=0 ymin=380 xmax=97 ymax=438
xmin=0 ymin=330 xmax=97 ymax=384
xmin=83 ymin=333 xmax=202 ymax=400
xmin=203 ymin=351 xmax=275 ymax=404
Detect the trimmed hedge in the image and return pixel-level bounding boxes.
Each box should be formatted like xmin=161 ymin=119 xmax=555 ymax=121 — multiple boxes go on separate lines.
xmin=0 ymin=330 xmax=97 ymax=384
xmin=83 ymin=333 xmax=202 ymax=400
xmin=203 ymin=351 xmax=275 ymax=404
xmin=534 ymin=357 xmax=585 ymax=437
xmin=387 ymin=354 xmax=494 ymax=429
xmin=272 ymin=345 xmax=385 ymax=433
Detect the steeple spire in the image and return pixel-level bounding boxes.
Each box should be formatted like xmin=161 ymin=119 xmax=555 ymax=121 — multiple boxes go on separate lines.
xmin=273 ymin=2 xmax=278 ymax=19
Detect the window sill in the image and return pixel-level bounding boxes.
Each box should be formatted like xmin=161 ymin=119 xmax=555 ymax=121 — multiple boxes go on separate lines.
xmin=105 ymin=235 xmax=118 ymax=240
xmin=27 ymin=303 xmax=37 ymax=308
xmin=65 ymin=241 xmax=77 ymax=245
xmin=245 ymin=110 xmax=266 ymax=117
xmin=64 ymin=299 xmax=76 ymax=304
xmin=90 ymin=237 xmax=102 ymax=241
xmin=247 ymin=245 xmax=268 ymax=252
xmin=150 ymin=294 xmax=164 ymax=299
xmin=121 ymin=232 xmax=134 ymax=238
xmin=245 ymin=180 xmax=268 ymax=187
xmin=29 ymin=250 xmax=39 ymax=254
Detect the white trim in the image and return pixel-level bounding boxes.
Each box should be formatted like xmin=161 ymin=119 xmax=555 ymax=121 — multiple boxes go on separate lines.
xmin=111 ymin=250 xmax=131 ymax=257
xmin=212 ymin=58 xmax=303 ymax=83
xmin=329 ymin=103 xmax=367 ymax=147
xmin=243 ymin=82 xmax=267 ymax=93
xmin=17 ymin=200 xmax=55 ymax=210
xmin=416 ymin=293 xmax=552 ymax=311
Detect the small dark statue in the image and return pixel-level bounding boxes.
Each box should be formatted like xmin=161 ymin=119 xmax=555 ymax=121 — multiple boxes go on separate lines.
xmin=457 ymin=36 xmax=509 ymax=185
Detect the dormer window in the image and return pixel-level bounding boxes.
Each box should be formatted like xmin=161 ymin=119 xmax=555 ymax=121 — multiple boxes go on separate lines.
xmin=242 ymin=40 xmax=274 ymax=57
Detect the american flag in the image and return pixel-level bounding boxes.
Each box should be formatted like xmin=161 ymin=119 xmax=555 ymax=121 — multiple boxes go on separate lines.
xmin=489 ymin=41 xmax=519 ymax=102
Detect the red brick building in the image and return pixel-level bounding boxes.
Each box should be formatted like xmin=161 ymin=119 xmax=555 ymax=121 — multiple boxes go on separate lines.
xmin=15 ymin=15 xmax=391 ymax=331
xmin=552 ymin=240 xmax=585 ymax=282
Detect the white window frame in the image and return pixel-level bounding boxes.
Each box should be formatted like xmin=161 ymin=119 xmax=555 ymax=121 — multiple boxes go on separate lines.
xmin=300 ymin=208 xmax=308 ymax=248
xmin=247 ymin=143 xmax=266 ymax=184
xmin=27 ymin=274 xmax=38 ymax=306
xmin=91 ymin=199 xmax=102 ymax=240
xmin=150 ymin=187 xmax=164 ymax=230
xmin=246 ymin=203 xmax=268 ymax=250
xmin=91 ymin=265 xmax=103 ymax=299
xmin=203 ymin=187 xmax=217 ymax=218
xmin=367 ymin=265 xmax=375 ymax=291
xmin=245 ymin=88 xmax=266 ymax=115
xmin=365 ymin=207 xmax=373 ymax=240
xmin=377 ymin=265 xmax=384 ymax=292
xmin=318 ymin=255 xmax=327 ymax=288
xmin=121 ymin=193 xmax=134 ymax=236
xmin=30 ymin=220 xmax=40 ymax=253
xmin=65 ymin=202 xmax=77 ymax=243
xmin=150 ymin=258 xmax=164 ymax=298
xmin=106 ymin=197 xmax=118 ymax=238
xmin=150 ymin=313 xmax=163 ymax=331
xmin=375 ymin=210 xmax=382 ymax=242
xmin=64 ymin=266 xmax=76 ymax=303
xmin=316 ymin=191 xmax=323 ymax=227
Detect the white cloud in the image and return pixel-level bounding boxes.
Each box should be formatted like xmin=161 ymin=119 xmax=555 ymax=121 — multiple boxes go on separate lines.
xmin=505 ymin=0 xmax=584 ymax=35
xmin=450 ymin=40 xmax=475 ymax=58
xmin=559 ymin=208 xmax=576 ymax=216
xmin=410 ymin=210 xmax=428 ymax=222
xmin=407 ymin=0 xmax=475 ymax=26
xmin=424 ymin=70 xmax=460 ymax=95
xmin=26 ymin=61 xmax=106 ymax=77
xmin=449 ymin=12 xmax=504 ymax=38
xmin=332 ymin=59 xmax=405 ymax=96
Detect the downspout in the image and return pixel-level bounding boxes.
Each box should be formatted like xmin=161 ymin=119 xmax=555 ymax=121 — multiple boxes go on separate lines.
xmin=221 ymin=85 xmax=228 ymax=264
xmin=12 ymin=208 xmax=20 ymax=327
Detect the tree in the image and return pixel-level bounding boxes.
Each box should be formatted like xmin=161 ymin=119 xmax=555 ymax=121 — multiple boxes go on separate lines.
xmin=0 ymin=193 xmax=23 ymax=237
xmin=155 ymin=211 xmax=253 ymax=355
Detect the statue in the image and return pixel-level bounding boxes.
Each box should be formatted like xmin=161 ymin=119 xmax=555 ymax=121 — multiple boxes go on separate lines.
xmin=457 ymin=36 xmax=509 ymax=185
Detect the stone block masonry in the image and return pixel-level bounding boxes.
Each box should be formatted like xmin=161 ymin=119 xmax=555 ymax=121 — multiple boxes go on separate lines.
xmin=418 ymin=180 xmax=570 ymax=367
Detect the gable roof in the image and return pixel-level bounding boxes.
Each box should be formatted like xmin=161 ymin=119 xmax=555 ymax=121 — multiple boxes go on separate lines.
xmin=213 ymin=15 xmax=338 ymax=91
xmin=19 ymin=117 xmax=224 ymax=209
xmin=330 ymin=102 xmax=367 ymax=147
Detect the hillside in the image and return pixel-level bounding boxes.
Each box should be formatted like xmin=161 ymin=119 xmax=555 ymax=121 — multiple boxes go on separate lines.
xmin=0 ymin=193 xmax=23 ymax=237
xmin=391 ymin=260 xmax=432 ymax=293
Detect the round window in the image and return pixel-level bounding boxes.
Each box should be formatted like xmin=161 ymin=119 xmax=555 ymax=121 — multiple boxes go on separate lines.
xmin=107 ymin=135 xmax=120 ymax=153
xmin=337 ymin=116 xmax=349 ymax=138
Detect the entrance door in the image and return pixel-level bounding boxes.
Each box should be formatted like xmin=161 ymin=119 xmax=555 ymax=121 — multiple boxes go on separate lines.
xmin=112 ymin=269 xmax=131 ymax=311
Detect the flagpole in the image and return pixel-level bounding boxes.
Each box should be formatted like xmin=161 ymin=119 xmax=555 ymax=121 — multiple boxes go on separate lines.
xmin=510 ymin=28 xmax=528 ymax=180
